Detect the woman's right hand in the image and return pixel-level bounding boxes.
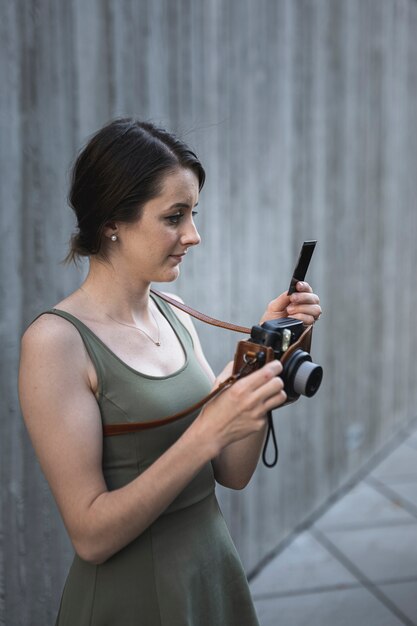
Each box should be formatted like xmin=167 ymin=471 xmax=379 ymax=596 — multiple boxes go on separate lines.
xmin=194 ymin=359 xmax=286 ymax=454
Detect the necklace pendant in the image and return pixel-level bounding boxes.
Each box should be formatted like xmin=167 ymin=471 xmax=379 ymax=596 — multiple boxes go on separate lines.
xmin=155 ymin=341 xmax=161 ymax=347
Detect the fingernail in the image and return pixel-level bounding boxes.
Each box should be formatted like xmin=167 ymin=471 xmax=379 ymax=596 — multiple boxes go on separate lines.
xmin=268 ymin=360 xmax=282 ymax=372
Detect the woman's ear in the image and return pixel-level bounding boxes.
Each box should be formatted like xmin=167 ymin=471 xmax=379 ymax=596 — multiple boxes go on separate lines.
xmin=103 ymin=221 xmax=118 ymax=239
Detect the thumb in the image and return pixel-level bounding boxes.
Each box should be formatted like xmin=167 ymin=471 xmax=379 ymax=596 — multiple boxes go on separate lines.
xmin=213 ymin=361 xmax=234 ymax=389
xmin=260 ymin=291 xmax=291 ymax=324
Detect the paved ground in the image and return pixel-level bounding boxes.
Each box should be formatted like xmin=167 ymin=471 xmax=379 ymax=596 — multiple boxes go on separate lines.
xmin=249 ymin=424 xmax=417 ymax=626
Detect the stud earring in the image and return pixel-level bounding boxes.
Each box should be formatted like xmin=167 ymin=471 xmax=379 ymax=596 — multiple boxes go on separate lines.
xmin=110 ymin=234 xmax=118 ymax=242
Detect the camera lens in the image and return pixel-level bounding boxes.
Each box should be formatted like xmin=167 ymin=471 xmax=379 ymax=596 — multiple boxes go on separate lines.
xmin=283 ymin=350 xmax=323 ymax=399
xmin=293 ymin=360 xmax=323 ymax=397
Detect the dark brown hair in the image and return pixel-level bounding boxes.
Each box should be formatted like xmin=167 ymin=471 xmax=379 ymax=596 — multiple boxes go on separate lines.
xmin=64 ymin=118 xmax=206 ymax=264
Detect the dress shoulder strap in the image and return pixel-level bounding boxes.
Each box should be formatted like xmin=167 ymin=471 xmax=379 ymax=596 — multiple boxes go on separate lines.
xmin=150 ymin=292 xmax=195 ymax=349
xmin=33 ymin=309 xmax=106 ymax=394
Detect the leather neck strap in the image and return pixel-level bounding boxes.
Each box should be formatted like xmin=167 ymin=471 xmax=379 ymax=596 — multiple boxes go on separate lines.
xmin=150 ymin=289 xmax=251 ymax=334
xmin=104 ymin=373 xmax=241 ymax=436
xmin=103 ymin=291 xmax=252 ymax=436
xmin=102 ymin=290 xmax=310 ymax=438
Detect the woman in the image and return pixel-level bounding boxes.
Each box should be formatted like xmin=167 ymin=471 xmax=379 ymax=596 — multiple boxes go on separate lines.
xmin=19 ymin=119 xmax=321 ymax=625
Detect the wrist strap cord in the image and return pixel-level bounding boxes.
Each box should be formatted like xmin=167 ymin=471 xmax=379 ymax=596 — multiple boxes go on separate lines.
xmin=263 ymin=412 xmax=278 ymax=468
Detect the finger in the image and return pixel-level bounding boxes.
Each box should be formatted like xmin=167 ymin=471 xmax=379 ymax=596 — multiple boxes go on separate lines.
xmin=238 ymin=360 xmax=283 ymax=392
xmin=287 ymin=303 xmax=322 ymax=318
xmin=252 ymin=376 xmax=285 ymax=404
xmin=295 ymin=281 xmax=313 ymax=293
xmin=267 ymin=293 xmax=291 ymax=312
xmin=263 ymin=389 xmax=287 ymax=412
xmin=289 ymin=313 xmax=316 ymax=325
xmin=289 ymin=292 xmax=320 ymax=306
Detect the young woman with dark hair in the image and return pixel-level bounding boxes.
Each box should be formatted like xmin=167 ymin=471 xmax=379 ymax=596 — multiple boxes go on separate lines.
xmin=19 ymin=118 xmax=321 ymax=625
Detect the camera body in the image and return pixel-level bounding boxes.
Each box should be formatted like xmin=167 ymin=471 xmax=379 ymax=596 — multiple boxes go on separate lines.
xmin=233 ymin=318 xmax=322 ymax=404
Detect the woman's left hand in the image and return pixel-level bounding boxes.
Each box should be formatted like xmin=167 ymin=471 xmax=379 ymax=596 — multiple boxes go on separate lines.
xmin=259 ymin=281 xmax=322 ymax=326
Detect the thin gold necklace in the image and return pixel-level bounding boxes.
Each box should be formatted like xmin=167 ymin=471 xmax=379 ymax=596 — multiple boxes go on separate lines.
xmin=79 ymin=287 xmax=161 ymax=347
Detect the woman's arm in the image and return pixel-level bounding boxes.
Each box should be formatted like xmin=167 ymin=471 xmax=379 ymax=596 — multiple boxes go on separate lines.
xmin=208 ymin=362 xmax=272 ymax=489
xmin=169 ymin=283 xmax=322 ymax=489
xmin=19 ymin=314 xmax=283 ymax=564
xmin=166 ymin=295 xmax=279 ymax=489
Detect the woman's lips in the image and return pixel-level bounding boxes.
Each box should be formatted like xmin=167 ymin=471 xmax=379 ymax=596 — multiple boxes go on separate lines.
xmin=170 ymin=254 xmax=184 ymax=262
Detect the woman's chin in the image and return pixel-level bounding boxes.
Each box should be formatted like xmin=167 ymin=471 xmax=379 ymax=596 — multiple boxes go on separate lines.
xmin=156 ymin=267 xmax=180 ymax=283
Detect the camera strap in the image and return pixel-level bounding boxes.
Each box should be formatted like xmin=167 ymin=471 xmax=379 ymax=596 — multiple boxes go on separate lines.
xmin=149 ymin=289 xmax=252 ymax=333
xmin=102 ymin=289 xmax=297 ymax=467
xmin=103 ymin=353 xmax=265 ymax=429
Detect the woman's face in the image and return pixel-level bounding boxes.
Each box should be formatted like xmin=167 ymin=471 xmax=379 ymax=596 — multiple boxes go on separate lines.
xmin=113 ymin=167 xmax=201 ymax=283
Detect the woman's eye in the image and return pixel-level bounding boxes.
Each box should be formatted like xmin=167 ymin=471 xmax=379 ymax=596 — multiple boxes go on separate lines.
xmin=166 ymin=213 xmax=183 ymax=225
xmin=166 ymin=211 xmax=198 ymax=225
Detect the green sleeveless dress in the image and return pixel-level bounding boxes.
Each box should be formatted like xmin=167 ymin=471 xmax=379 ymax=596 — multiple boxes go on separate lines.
xmin=43 ymin=294 xmax=260 ymax=626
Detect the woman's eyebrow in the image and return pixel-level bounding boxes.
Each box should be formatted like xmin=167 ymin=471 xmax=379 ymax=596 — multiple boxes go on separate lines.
xmin=166 ymin=201 xmax=199 ymax=211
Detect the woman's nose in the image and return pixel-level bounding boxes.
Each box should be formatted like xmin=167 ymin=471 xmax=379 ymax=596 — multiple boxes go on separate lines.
xmin=181 ymin=219 xmax=201 ymax=247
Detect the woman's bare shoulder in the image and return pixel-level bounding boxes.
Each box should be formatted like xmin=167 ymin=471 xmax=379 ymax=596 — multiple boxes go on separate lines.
xmin=20 ymin=310 xmax=89 ymax=372
xmin=23 ymin=310 xmax=78 ymax=346
xmin=19 ymin=309 xmax=98 ymax=411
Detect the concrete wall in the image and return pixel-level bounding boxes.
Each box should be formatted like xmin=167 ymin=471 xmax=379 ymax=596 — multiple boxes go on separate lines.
xmin=1 ymin=0 xmax=417 ymax=623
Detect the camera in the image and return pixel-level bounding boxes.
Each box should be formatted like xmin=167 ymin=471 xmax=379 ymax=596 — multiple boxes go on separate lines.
xmin=233 ymin=318 xmax=323 ymax=404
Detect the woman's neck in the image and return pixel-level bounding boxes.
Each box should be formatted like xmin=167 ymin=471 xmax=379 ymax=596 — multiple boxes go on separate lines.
xmin=80 ymin=258 xmax=153 ymax=322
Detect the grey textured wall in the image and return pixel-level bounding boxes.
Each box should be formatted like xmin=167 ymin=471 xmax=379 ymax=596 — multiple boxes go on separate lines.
xmin=1 ymin=0 xmax=417 ymax=623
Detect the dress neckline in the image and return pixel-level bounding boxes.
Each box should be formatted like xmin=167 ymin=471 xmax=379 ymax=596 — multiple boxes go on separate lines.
xmin=51 ymin=294 xmax=189 ymax=381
